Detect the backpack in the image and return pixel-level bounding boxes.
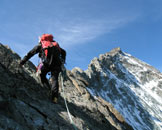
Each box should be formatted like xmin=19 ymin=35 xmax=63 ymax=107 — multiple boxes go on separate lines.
xmin=40 ymin=34 xmax=62 ymax=68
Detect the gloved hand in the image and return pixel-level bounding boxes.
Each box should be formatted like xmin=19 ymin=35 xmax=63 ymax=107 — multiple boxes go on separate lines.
xmin=19 ymin=60 xmax=24 ymax=67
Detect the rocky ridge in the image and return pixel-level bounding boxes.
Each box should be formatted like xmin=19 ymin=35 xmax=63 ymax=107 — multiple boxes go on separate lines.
xmin=0 ymin=43 xmax=132 ymax=130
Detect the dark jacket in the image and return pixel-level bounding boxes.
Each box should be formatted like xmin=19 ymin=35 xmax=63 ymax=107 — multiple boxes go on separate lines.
xmin=20 ymin=42 xmax=66 ymax=65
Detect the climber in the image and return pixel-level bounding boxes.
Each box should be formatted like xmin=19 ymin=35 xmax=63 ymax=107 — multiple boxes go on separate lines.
xmin=20 ymin=34 xmax=66 ymax=103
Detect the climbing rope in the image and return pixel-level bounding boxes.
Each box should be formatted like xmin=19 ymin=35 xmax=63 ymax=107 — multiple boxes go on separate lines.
xmin=60 ymin=66 xmax=78 ymax=130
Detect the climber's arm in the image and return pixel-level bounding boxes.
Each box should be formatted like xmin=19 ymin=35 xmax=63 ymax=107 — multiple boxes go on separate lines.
xmin=20 ymin=44 xmax=41 ymax=65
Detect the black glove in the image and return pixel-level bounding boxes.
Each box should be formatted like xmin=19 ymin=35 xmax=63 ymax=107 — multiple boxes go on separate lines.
xmin=19 ymin=60 xmax=25 ymax=66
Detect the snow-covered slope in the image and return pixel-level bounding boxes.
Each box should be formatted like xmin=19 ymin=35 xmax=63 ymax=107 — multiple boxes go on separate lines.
xmin=85 ymin=48 xmax=162 ymax=130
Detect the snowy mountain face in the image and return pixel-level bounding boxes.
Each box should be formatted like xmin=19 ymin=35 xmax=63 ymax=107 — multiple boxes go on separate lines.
xmin=85 ymin=48 xmax=162 ymax=130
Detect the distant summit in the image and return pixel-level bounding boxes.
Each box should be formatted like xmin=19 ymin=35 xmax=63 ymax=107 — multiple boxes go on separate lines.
xmin=0 ymin=43 xmax=162 ymax=130
xmin=85 ymin=47 xmax=162 ymax=130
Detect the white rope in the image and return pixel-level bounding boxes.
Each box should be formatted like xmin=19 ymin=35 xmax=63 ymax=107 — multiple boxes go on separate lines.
xmin=61 ymin=72 xmax=78 ymax=130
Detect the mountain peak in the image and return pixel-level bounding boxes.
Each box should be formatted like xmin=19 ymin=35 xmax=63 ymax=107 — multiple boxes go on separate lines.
xmin=86 ymin=47 xmax=162 ymax=130
xmin=109 ymin=47 xmax=122 ymax=54
xmin=102 ymin=47 xmax=124 ymax=58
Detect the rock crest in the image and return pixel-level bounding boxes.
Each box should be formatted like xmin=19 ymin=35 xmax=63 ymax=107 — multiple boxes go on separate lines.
xmin=0 ymin=43 xmax=132 ymax=130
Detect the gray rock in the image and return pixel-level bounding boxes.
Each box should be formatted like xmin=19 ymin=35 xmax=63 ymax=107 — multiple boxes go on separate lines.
xmin=0 ymin=43 xmax=132 ymax=130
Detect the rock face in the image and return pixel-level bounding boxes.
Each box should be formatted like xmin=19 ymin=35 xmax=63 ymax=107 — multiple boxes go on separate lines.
xmin=0 ymin=44 xmax=133 ymax=130
xmin=1 ymin=43 xmax=161 ymax=130
xmin=84 ymin=47 xmax=162 ymax=130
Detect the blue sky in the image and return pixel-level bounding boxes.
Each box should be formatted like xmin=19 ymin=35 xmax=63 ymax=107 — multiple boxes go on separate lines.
xmin=0 ymin=0 xmax=162 ymax=72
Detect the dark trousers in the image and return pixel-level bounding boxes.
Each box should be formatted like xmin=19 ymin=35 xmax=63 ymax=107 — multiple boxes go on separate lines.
xmin=40 ymin=65 xmax=61 ymax=99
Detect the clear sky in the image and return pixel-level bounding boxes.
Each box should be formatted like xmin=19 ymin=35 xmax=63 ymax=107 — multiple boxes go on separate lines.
xmin=0 ymin=0 xmax=162 ymax=72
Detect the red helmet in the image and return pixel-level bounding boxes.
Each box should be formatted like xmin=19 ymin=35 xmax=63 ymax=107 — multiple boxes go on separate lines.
xmin=40 ymin=34 xmax=54 ymax=42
